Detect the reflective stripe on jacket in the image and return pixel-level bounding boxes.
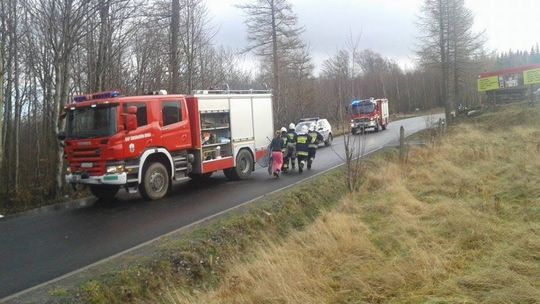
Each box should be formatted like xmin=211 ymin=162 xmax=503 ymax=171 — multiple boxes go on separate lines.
xmin=286 ymin=130 xmax=297 ymax=147
xmin=308 ymin=131 xmax=323 ymax=148
xmin=280 ymin=136 xmax=288 ymax=153
xmin=296 ymin=133 xmax=311 ymax=156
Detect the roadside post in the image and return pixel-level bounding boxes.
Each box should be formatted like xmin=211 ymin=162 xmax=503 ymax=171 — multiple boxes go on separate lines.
xmin=400 ymin=126 xmax=405 ymax=162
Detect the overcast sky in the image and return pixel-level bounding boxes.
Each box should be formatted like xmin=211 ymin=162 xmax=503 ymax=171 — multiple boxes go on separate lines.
xmin=205 ymin=0 xmax=540 ymax=74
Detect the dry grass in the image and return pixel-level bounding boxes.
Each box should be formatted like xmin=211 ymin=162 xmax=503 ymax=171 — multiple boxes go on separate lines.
xmin=160 ymin=104 xmax=540 ymax=304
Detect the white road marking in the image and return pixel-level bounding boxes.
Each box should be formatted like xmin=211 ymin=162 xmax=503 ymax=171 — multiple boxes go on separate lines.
xmin=3 ymin=114 xmax=444 ymax=302
xmin=1 ymin=146 xmax=385 ymax=303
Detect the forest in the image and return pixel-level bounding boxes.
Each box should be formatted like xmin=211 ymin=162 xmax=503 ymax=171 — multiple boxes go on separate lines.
xmin=1 ymin=0 xmax=539 ymax=208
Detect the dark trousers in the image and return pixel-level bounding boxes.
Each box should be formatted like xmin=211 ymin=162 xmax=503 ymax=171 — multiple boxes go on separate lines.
xmin=283 ymin=146 xmax=296 ymax=170
xmin=308 ymin=147 xmax=317 ymax=169
xmin=297 ymin=155 xmax=308 ymax=172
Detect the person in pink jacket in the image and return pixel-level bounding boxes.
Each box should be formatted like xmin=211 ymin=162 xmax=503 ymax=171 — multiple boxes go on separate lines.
xmin=270 ymin=130 xmax=284 ymax=178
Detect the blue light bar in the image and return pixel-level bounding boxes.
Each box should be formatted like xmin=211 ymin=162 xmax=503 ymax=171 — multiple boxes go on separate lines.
xmin=92 ymin=91 xmax=120 ymax=100
xmin=351 ymin=99 xmax=372 ymax=106
xmin=73 ymin=95 xmax=88 ymax=102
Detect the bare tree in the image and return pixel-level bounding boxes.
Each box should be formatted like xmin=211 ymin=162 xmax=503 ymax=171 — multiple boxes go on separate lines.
xmin=238 ymin=0 xmax=304 ymax=119
xmin=346 ymin=30 xmax=362 ymax=100
xmin=179 ymin=0 xmax=213 ymax=93
xmin=27 ymin=0 xmax=101 ymax=196
xmin=417 ymin=0 xmax=484 ymax=122
xmin=169 ymin=0 xmax=180 ymax=93
xmin=321 ymin=50 xmax=350 ymax=122
xmin=0 ymin=0 xmax=6 ymax=185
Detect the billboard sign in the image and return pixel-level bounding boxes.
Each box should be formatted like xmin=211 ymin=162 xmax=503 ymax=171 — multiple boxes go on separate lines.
xmin=478 ymin=76 xmax=499 ymax=92
xmin=524 ymin=68 xmax=540 ymax=85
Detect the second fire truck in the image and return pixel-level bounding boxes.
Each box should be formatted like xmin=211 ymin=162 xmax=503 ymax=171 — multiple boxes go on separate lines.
xmin=350 ymin=98 xmax=389 ymax=134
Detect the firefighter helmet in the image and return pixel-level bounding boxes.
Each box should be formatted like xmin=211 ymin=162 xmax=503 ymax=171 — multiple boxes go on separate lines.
xmin=280 ymin=127 xmax=287 ymax=132
xmin=289 ymin=123 xmax=295 ymax=130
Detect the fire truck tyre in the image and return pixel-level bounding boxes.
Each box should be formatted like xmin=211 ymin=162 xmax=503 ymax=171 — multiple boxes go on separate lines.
xmin=224 ymin=149 xmax=253 ymax=180
xmin=325 ymin=133 xmax=333 ymax=146
xmin=382 ymin=121 xmax=387 ymax=130
xmin=375 ymin=123 xmax=380 ymax=132
xmin=140 ymin=162 xmax=170 ymax=200
xmin=90 ymin=185 xmax=119 ymax=200
xmin=188 ymin=172 xmax=213 ymax=182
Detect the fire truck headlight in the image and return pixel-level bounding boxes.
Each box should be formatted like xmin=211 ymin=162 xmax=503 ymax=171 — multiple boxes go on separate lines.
xmin=350 ymin=123 xmax=355 ymax=128
xmin=66 ymin=167 xmax=71 ymax=174
xmin=106 ymin=165 xmax=125 ymax=174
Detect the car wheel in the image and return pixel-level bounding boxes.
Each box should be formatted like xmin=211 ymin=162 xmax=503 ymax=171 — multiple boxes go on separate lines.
xmin=325 ymin=133 xmax=333 ymax=146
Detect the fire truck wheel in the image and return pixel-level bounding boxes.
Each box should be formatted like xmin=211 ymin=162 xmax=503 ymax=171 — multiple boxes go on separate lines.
xmin=224 ymin=149 xmax=253 ymax=180
xmin=140 ymin=162 xmax=170 ymax=200
xmin=90 ymin=185 xmax=119 ymax=200
xmin=188 ymin=172 xmax=213 ymax=182
xmin=382 ymin=122 xmax=387 ymax=130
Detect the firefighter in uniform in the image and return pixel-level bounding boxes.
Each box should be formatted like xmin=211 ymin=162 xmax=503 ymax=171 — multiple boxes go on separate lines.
xmin=280 ymin=127 xmax=289 ymax=171
xmin=295 ymin=125 xmax=312 ymax=173
xmin=307 ymin=123 xmax=324 ymax=170
xmin=284 ymin=123 xmax=297 ymax=172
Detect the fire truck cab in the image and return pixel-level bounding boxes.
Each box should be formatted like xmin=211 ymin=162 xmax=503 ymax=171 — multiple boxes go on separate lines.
xmin=62 ymin=90 xmax=273 ymax=200
xmin=350 ymin=98 xmax=389 ymax=134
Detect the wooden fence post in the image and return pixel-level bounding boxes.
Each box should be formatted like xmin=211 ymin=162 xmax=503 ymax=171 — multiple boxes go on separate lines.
xmin=400 ymin=126 xmax=405 ymax=161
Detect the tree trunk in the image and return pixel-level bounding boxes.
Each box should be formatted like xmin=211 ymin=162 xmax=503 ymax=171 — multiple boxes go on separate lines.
xmin=95 ymin=0 xmax=109 ymax=92
xmin=3 ymin=0 xmax=14 ymax=193
xmin=169 ymin=0 xmax=180 ymax=93
xmin=52 ymin=52 xmax=70 ymax=196
xmin=270 ymin=0 xmax=280 ymax=120
xmin=13 ymin=1 xmax=20 ymax=193
xmin=438 ymin=0 xmax=450 ymax=122
xmin=0 ymin=20 xmax=4 ymax=181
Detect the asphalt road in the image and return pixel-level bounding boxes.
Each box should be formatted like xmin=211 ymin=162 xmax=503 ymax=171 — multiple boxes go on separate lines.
xmin=0 ymin=114 xmax=441 ymax=300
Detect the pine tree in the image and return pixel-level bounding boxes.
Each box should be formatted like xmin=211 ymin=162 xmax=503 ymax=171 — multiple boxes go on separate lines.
xmin=238 ymin=0 xmax=304 ymax=121
xmin=417 ymin=0 xmax=484 ymax=122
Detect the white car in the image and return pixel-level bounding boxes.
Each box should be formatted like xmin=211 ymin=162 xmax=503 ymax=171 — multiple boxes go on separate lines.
xmin=296 ymin=117 xmax=333 ymax=146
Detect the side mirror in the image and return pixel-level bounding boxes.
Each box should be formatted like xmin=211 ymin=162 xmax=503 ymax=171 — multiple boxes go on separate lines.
xmin=125 ymin=106 xmax=138 ymax=131
xmin=57 ymin=131 xmax=66 ymax=141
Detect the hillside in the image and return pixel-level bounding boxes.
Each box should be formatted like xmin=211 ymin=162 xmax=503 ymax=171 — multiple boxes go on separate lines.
xmin=161 ymin=104 xmax=540 ymax=303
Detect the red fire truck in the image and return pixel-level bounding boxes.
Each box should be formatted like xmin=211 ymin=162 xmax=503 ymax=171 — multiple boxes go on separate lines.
xmin=60 ymin=90 xmax=274 ymax=200
xmin=349 ymin=98 xmax=389 ymax=134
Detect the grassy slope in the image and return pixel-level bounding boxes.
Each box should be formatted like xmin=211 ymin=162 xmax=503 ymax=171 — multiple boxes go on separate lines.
xmin=65 ymin=170 xmax=347 ymax=304
xmin=163 ymin=104 xmax=540 ymax=303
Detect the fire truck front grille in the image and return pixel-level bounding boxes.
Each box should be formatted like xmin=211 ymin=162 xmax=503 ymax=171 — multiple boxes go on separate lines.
xmin=72 ymin=149 xmax=101 ymax=161
xmin=355 ymin=118 xmax=369 ymax=123
xmin=70 ymin=147 xmax=104 ymax=175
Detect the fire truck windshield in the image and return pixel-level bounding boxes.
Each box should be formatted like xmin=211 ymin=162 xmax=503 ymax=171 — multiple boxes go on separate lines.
xmin=352 ymin=102 xmax=375 ymax=114
xmin=67 ymin=106 xmax=117 ymax=139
